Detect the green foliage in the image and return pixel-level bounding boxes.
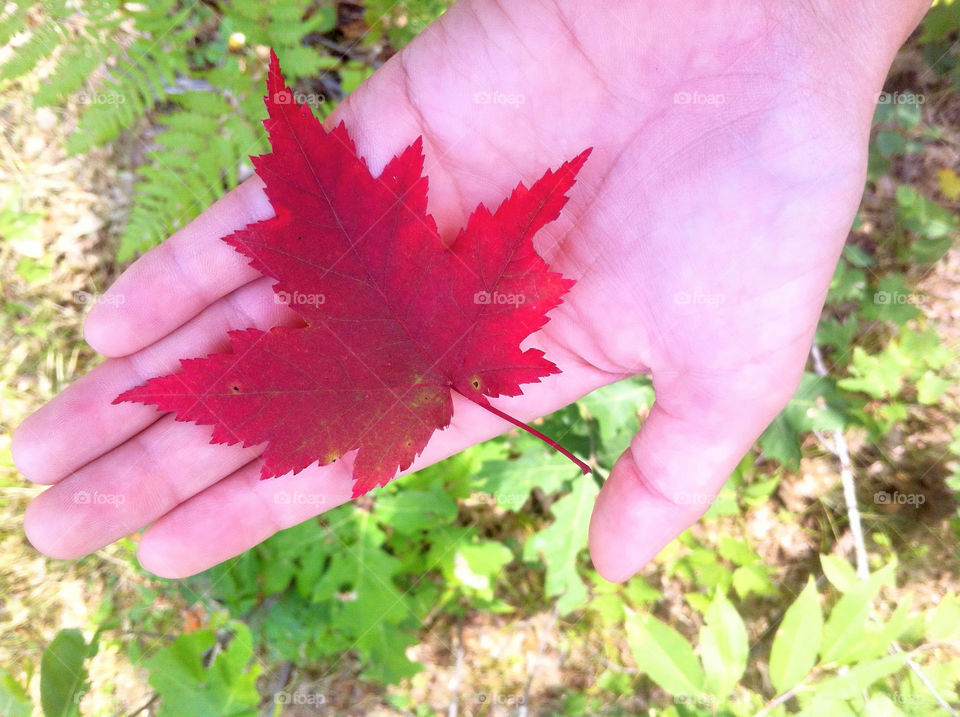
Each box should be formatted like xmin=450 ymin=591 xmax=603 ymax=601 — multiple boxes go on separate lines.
xmin=625 ymin=556 xmax=941 ymax=715
xmin=699 ymin=591 xmax=749 ymax=697
xmin=625 ymin=608 xmax=705 ymax=696
xmin=0 ymin=185 xmax=44 ymax=244
xmin=364 ymin=0 xmax=454 ymax=49
xmin=195 ymin=507 xmax=425 ymax=684
xmin=40 ymin=629 xmax=98 ymax=717
xmin=523 ymin=475 xmax=601 ymax=615
xmin=769 ymin=578 xmax=822 ymax=694
xmin=921 ymin=0 xmax=960 ymax=88
xmin=0 ymin=667 xmax=32 ymax=717
xmin=759 ymin=372 xmax=853 ymax=467
xmin=145 ymin=621 xmax=260 ymax=717
xmin=3 ymin=1 xmax=958 ymax=714
xmin=3 ymin=1 xmax=355 ymax=260
xmin=895 ymin=185 xmax=958 ymax=263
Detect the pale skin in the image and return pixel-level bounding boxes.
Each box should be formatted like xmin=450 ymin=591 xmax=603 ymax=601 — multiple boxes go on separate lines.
xmin=14 ymin=0 xmax=931 ymax=581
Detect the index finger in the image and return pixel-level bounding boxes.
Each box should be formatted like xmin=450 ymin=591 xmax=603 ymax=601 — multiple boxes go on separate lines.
xmin=83 ymin=178 xmax=272 ymax=357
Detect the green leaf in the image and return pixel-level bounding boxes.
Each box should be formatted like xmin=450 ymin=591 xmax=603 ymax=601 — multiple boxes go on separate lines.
xmin=339 ymin=62 xmax=374 ymax=93
xmin=685 ymin=592 xmax=712 ymax=614
xmin=842 ymin=244 xmax=876 ymax=268
xmin=820 ymin=555 xmax=860 ymax=593
xmin=895 ymin=185 xmax=958 ymax=263
xmin=41 ymin=629 xmax=94 ymax=717
xmin=0 ymin=668 xmax=32 ymax=717
xmin=146 ymin=623 xmax=260 ymax=717
xmin=451 ymin=541 xmax=513 ymax=596
xmin=759 ymin=413 xmax=802 ymax=467
xmin=862 ymin=694 xmax=906 ymax=717
xmin=356 ymin=622 xmax=422 ymax=684
xmin=900 ymin=327 xmax=954 ymax=370
xmin=577 ymin=376 xmax=654 ymax=464
xmin=588 ymin=593 xmax=626 ymax=625
xmin=875 ymin=130 xmax=907 ymax=156
xmin=624 ymin=577 xmax=664 ymax=607
xmin=474 ymin=435 xmax=578 ymax=510
xmin=718 ymin=537 xmax=755 ymax=567
xmin=374 ymin=486 xmax=458 ymax=533
xmin=839 ymin=346 xmax=908 ymax=399
xmin=741 ymin=475 xmax=782 ymax=506
xmin=827 ymin=259 xmax=867 ymax=304
xmin=769 ymin=577 xmax=823 ymax=694
xmin=15 ymin=255 xmax=53 ymax=283
xmin=311 ymin=523 xmax=409 ymax=633
xmin=522 ymin=477 xmax=600 ymax=614
xmin=861 ymin=275 xmax=922 ymax=326
xmin=809 ymin=654 xmax=908 ymax=702
xmin=796 ymin=697 xmax=859 ymax=717
xmin=821 ymin=560 xmax=897 ymax=664
xmin=916 ymin=371 xmax=950 ymax=405
xmin=732 ymin=564 xmax=779 ymax=600
xmin=816 ymin=316 xmax=859 ymax=352
xmin=699 ymin=591 xmax=748 ymax=697
xmin=625 ymin=609 xmax=705 ymax=697
xmin=844 ymin=598 xmax=913 ymax=663
xmin=927 ymin=594 xmax=960 ymax=641
xmin=896 ymin=185 xmax=958 ymax=239
xmin=758 ymin=373 xmax=851 ymax=469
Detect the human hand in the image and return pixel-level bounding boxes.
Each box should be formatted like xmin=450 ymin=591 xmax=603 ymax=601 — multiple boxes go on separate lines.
xmin=14 ymin=0 xmax=930 ymax=580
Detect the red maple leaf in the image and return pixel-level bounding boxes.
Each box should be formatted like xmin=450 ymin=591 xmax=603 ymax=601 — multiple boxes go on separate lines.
xmin=115 ymin=50 xmax=591 ymax=497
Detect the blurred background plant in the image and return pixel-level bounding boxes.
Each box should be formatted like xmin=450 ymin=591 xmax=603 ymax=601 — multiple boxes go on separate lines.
xmin=1 ymin=1 xmax=959 ymax=715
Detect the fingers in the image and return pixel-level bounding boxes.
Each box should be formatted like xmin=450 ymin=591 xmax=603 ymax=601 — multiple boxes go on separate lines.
xmin=22 ymin=413 xmax=264 ymax=559
xmin=136 ymin=460 xmax=356 ymax=578
xmin=23 ymin=331 xmax=611 ymax=572
xmin=132 ymin=373 xmax=599 ymax=578
xmin=589 ymin=365 xmax=800 ymax=582
xmin=12 ymin=276 xmax=293 ymax=485
xmin=83 ymin=178 xmax=273 ymax=358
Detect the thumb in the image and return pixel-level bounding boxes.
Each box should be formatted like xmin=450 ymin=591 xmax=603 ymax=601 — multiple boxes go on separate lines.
xmin=588 ymin=365 xmax=800 ymax=582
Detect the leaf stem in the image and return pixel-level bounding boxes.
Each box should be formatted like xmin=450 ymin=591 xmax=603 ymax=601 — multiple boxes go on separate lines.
xmin=466 ymin=394 xmax=591 ymax=475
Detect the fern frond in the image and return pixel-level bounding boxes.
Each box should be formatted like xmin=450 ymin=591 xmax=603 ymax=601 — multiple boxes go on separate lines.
xmin=67 ymin=32 xmax=192 ymax=154
xmin=116 ymin=97 xmax=267 ymax=261
xmin=34 ymin=0 xmax=123 ymax=107
xmin=0 ymin=21 xmax=61 ymax=83
xmin=0 ymin=0 xmax=31 ymax=47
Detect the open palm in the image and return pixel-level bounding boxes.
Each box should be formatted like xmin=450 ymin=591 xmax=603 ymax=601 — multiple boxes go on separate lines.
xmin=14 ymin=0 xmax=927 ymax=580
